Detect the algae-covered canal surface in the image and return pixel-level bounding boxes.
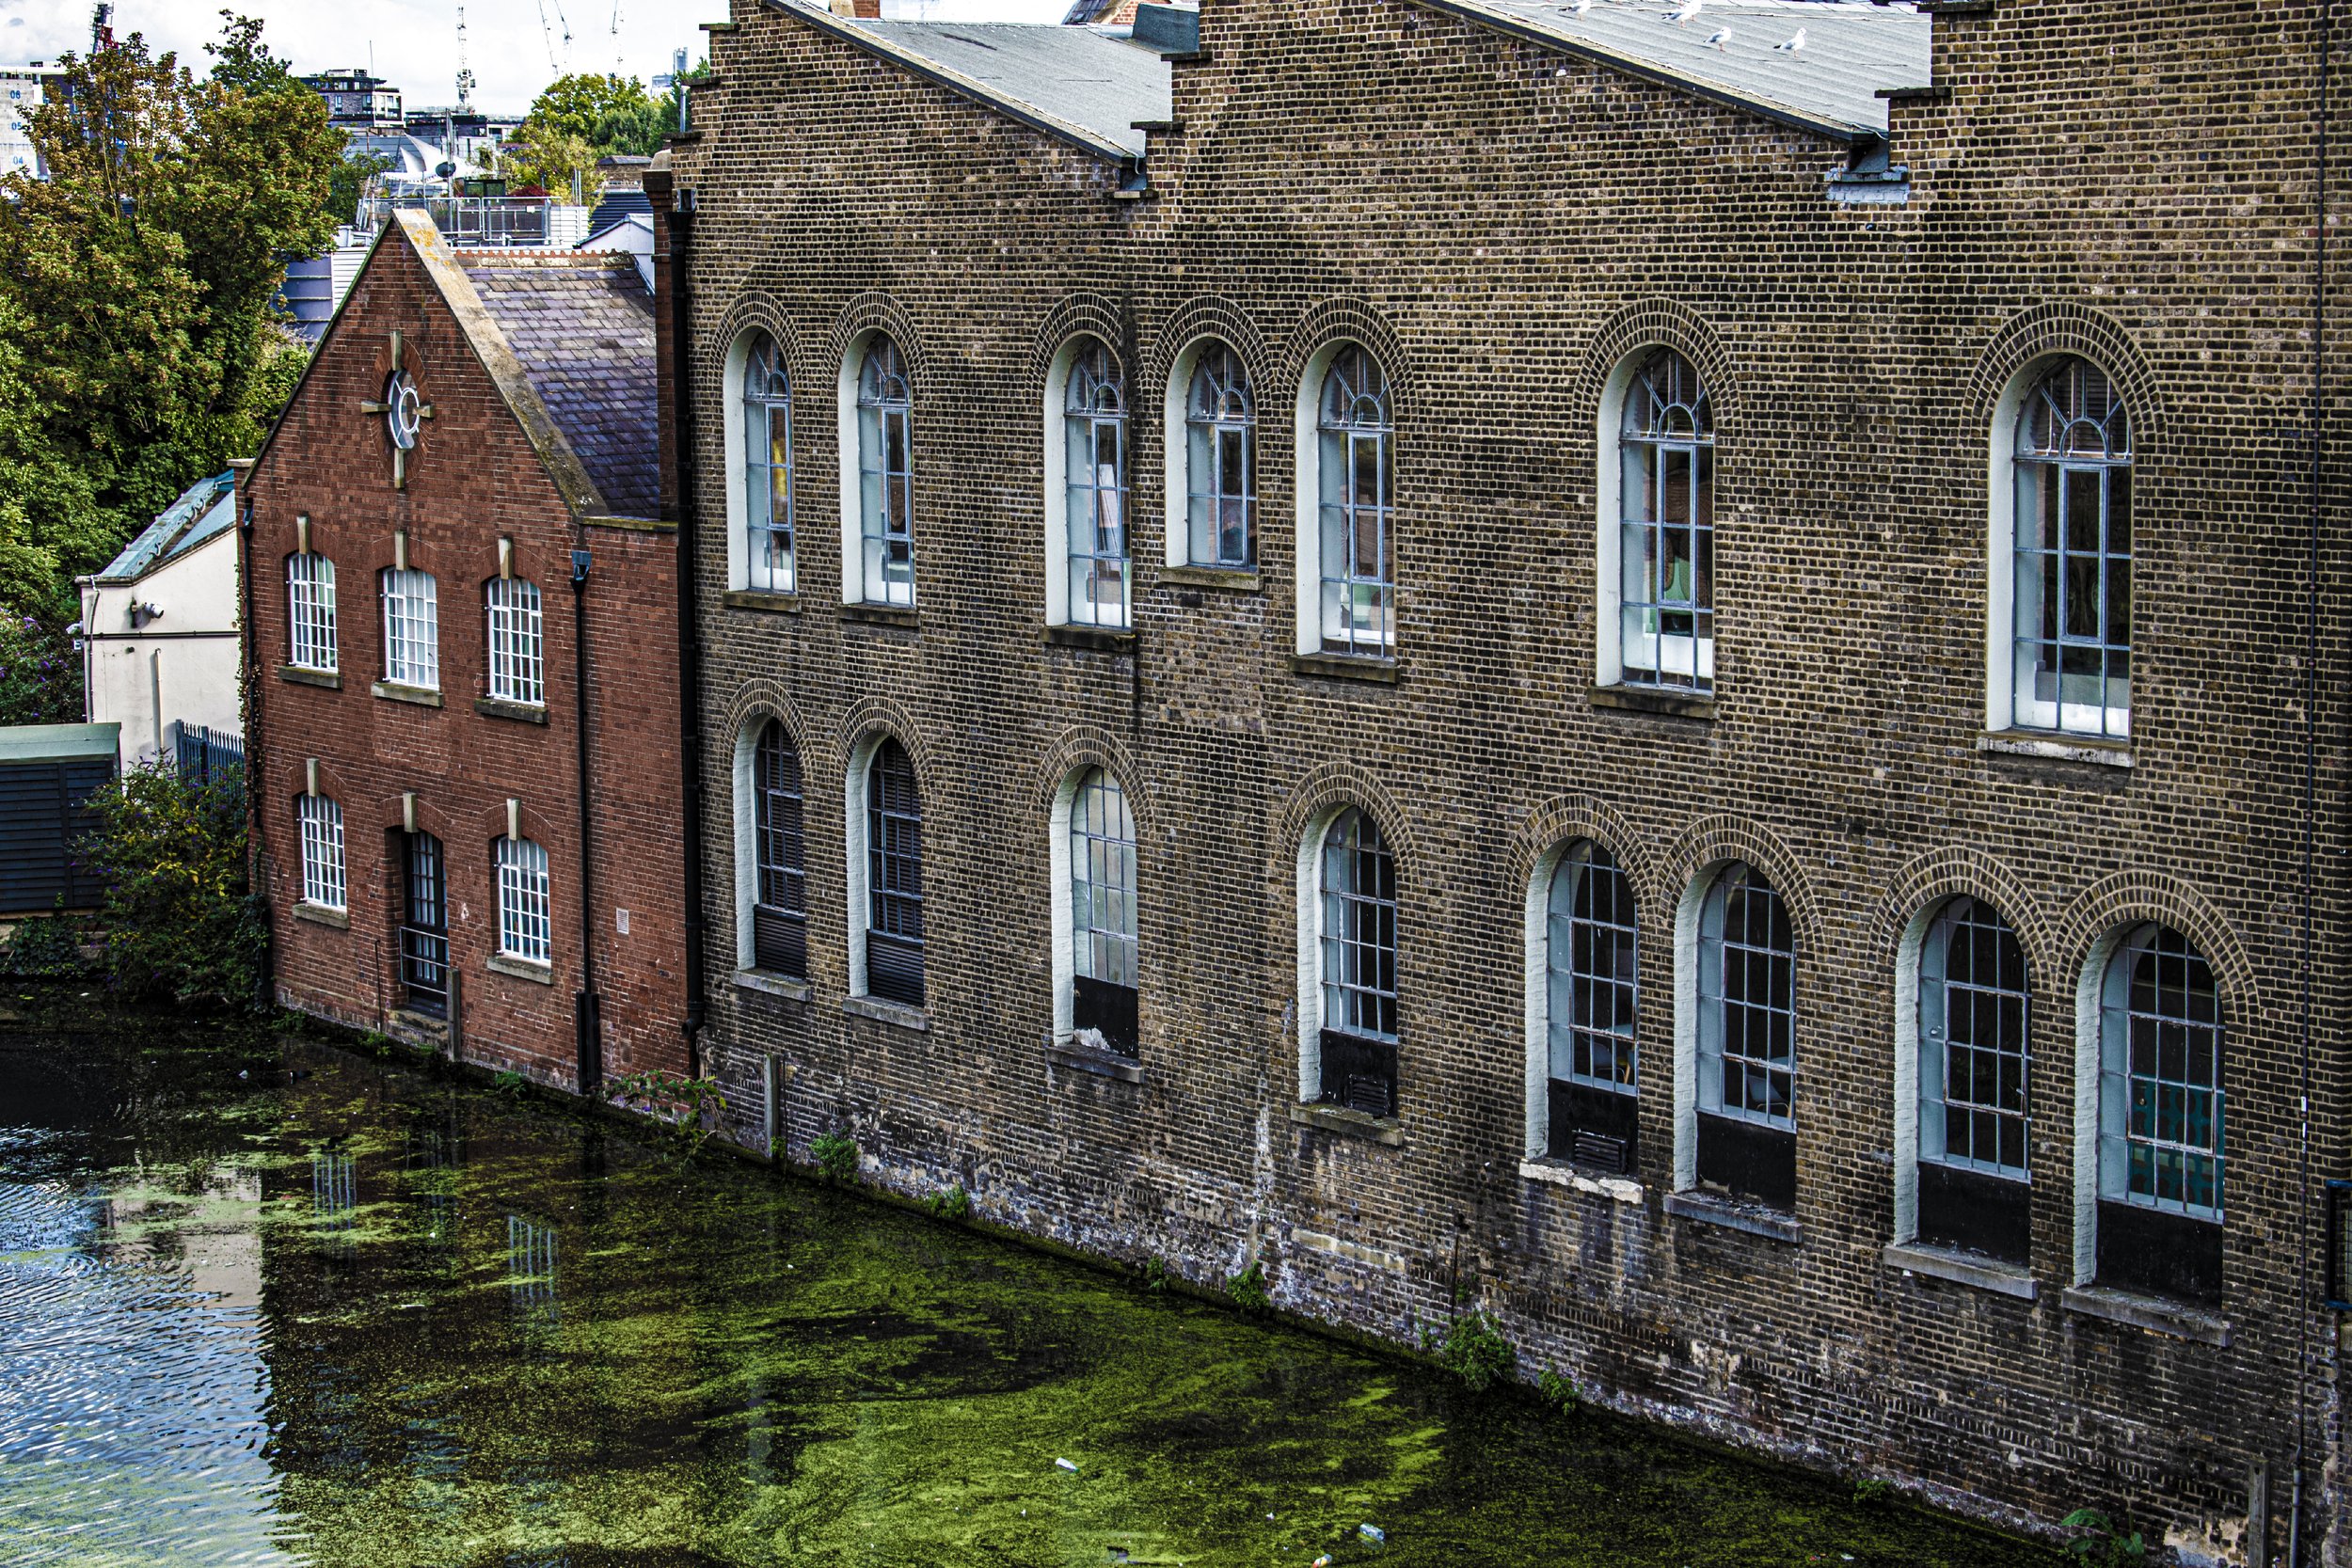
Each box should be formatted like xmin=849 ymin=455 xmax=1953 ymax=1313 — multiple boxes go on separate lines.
xmin=0 ymin=1014 xmax=2061 ymax=1568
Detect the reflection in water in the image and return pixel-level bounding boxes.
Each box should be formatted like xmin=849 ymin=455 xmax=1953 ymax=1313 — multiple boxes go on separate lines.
xmin=0 ymin=1018 xmax=2062 ymax=1568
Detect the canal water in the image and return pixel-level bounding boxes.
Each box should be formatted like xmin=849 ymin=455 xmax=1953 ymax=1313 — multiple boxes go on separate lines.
xmin=0 ymin=1007 xmax=2059 ymax=1568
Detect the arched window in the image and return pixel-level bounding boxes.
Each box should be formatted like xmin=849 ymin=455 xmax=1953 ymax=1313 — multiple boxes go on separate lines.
xmin=297 ymin=792 xmax=345 ymax=911
xmin=287 ymin=553 xmax=337 ymax=673
xmin=742 ymin=331 xmax=794 ymax=594
xmin=1542 ymin=842 xmax=1638 ymax=1170
xmin=1059 ymin=337 xmax=1129 ymax=628
xmin=853 ymin=335 xmax=914 ymax=607
xmin=751 ymin=721 xmax=806 ymax=979
xmin=862 ymin=737 xmax=924 ymax=1007
xmin=1184 ymin=341 xmax=1254 ymax=568
xmin=381 ymin=567 xmax=439 ymax=690
xmin=2093 ymin=924 xmax=2223 ymax=1302
xmin=495 ymin=834 xmax=551 ymax=965
xmin=2010 ymin=357 xmax=2132 ymax=738
xmin=1613 ymin=348 xmax=1713 ymax=692
xmin=1067 ymin=768 xmax=1137 ymax=1054
xmin=1314 ymin=807 xmax=1398 ymax=1117
xmin=485 ymin=577 xmax=544 ymax=706
xmin=1315 ymin=346 xmax=1394 ymax=657
xmin=1915 ymin=897 xmax=2030 ymax=1261
xmin=1693 ymin=862 xmax=1794 ymax=1209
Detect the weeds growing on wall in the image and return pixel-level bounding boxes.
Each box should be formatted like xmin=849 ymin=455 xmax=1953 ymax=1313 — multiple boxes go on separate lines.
xmin=924 ymin=1183 xmax=969 ymax=1220
xmin=81 ymin=761 xmax=262 ymax=1009
xmin=607 ymin=1069 xmax=727 ymax=1156
xmin=1439 ymin=1309 xmax=1517 ymax=1393
xmin=0 ymin=904 xmax=90 ymax=978
xmin=2061 ymin=1510 xmax=2145 ymax=1566
xmin=1225 ymin=1261 xmax=1269 ymax=1316
xmin=1537 ymin=1369 xmax=1581 ymax=1413
xmin=811 ymin=1130 xmax=860 ymax=1183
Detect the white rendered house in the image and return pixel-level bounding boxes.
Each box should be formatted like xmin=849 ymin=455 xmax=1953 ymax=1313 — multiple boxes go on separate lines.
xmin=79 ymin=471 xmax=245 ymax=773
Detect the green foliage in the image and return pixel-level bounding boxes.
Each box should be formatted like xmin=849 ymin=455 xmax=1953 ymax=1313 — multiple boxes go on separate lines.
xmin=0 ymin=605 xmax=78 ymax=725
xmin=1438 ymin=1309 xmax=1517 ymax=1394
xmin=811 ymin=1130 xmax=860 ymax=1182
xmin=0 ymin=16 xmax=335 ymax=707
xmin=1143 ymin=1256 xmax=1168 ymax=1294
xmin=588 ymin=94 xmax=674 ymax=158
xmin=1536 ymin=1369 xmax=1581 ymax=1413
xmin=608 ymin=1069 xmax=727 ymax=1155
xmin=0 ymin=905 xmax=92 ymax=978
xmin=925 ymin=1183 xmax=970 ymax=1221
xmin=2060 ymin=1509 xmax=2145 ymax=1567
xmin=81 ymin=761 xmax=262 ymax=1008
xmin=487 ymin=121 xmax=602 ymax=204
xmin=326 ymin=151 xmax=391 ymax=228
xmin=1852 ymin=1477 xmax=1893 ymax=1507
xmin=492 ymin=1069 xmax=526 ymax=1095
xmin=1224 ymin=1261 xmax=1268 ymax=1315
xmin=526 ymin=72 xmax=658 ymax=144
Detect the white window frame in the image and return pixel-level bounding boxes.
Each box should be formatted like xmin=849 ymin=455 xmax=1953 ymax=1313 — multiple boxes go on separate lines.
xmin=1597 ymin=347 xmax=1715 ymax=692
xmin=297 ymin=792 xmax=345 ymax=911
xmin=381 ymin=567 xmax=439 ymax=690
xmin=838 ymin=332 xmax=914 ymax=608
xmin=1163 ymin=336 xmax=1255 ymax=571
xmin=1042 ymin=335 xmax=1130 ymax=629
xmin=1893 ymin=895 xmax=2034 ymax=1243
xmin=733 ymin=719 xmax=808 ymax=977
xmin=1524 ymin=840 xmax=1639 ymax=1158
xmin=725 ymin=329 xmax=795 ymax=595
xmin=1986 ymin=355 xmax=2134 ymax=740
xmin=287 ymin=553 xmax=338 ymax=673
xmin=1294 ymin=342 xmax=1395 ymax=658
xmin=485 ymin=577 xmax=544 ymax=706
xmin=1048 ymin=767 xmax=1138 ymax=1049
xmin=495 ymin=834 xmax=552 ymax=965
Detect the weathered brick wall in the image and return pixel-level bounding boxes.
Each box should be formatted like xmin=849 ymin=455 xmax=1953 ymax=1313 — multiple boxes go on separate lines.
xmin=667 ymin=0 xmax=2349 ymax=1560
xmin=246 ymin=230 xmax=690 ymax=1093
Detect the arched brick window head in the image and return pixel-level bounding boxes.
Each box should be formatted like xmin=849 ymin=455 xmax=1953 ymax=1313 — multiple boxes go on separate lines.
xmin=1616 ymin=348 xmax=1714 ymax=692
xmin=864 ymin=737 xmax=924 ymax=1007
xmin=2011 ymin=356 xmax=2132 ymax=739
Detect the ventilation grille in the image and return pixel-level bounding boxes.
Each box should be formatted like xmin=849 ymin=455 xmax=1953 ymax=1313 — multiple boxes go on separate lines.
xmin=1572 ymin=1131 xmax=1629 ymax=1175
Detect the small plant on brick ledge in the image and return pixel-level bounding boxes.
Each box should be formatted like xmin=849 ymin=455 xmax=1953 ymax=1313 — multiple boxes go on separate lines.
xmin=1143 ymin=1257 xmax=1169 ymax=1295
xmin=810 ymin=1130 xmax=860 ymax=1183
xmin=1439 ymin=1308 xmax=1517 ymax=1393
xmin=1225 ymin=1260 xmax=1268 ymax=1315
xmin=492 ymin=1069 xmax=527 ymax=1095
xmin=925 ymin=1182 xmax=969 ymax=1220
xmin=608 ymin=1069 xmax=728 ymax=1157
xmin=1536 ymin=1369 xmax=1581 ymax=1414
xmin=2060 ymin=1509 xmax=2145 ymax=1567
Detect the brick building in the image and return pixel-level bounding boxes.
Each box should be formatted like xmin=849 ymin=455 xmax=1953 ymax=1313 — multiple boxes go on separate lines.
xmin=640 ymin=0 xmax=2340 ymax=1559
xmin=245 ymin=211 xmax=689 ymax=1092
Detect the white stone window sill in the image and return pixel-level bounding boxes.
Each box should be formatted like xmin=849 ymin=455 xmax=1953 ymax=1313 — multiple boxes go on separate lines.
xmin=292 ymin=900 xmax=349 ymax=929
xmin=845 ymin=993 xmax=928 ymax=1031
xmin=734 ymin=967 xmax=811 ymax=1002
xmin=1288 ymin=1101 xmax=1403 ymax=1146
xmin=1883 ymin=1241 xmax=2038 ymax=1300
xmin=1979 ymin=730 xmax=2131 ymax=768
xmin=486 ymin=953 xmax=554 ymax=986
xmin=1518 ymin=1156 xmax=1644 ymax=1204
xmin=1664 ymin=1189 xmax=1800 ymax=1243
xmin=2060 ymin=1284 xmax=2231 ymax=1346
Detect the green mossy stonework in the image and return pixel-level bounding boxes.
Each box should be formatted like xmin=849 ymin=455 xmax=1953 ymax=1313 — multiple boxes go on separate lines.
xmin=661 ymin=0 xmax=2348 ymax=1561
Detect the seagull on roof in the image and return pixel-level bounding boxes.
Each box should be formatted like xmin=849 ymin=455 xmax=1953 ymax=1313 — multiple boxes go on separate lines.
xmin=1666 ymin=0 xmax=1702 ymax=22
xmin=1772 ymin=25 xmax=1806 ymax=50
xmin=1572 ymin=0 xmax=1593 ymax=13
xmin=1705 ymin=24 xmax=1731 ymax=47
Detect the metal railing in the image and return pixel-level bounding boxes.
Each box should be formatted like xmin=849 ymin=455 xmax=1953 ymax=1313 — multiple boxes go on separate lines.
xmin=400 ymin=924 xmax=450 ymax=1017
xmin=170 ymin=722 xmax=245 ymax=793
xmin=354 ymin=195 xmax=551 ymax=246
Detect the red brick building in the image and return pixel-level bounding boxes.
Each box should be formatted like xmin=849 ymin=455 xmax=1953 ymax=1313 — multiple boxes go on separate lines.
xmin=241 ymin=210 xmax=689 ymax=1092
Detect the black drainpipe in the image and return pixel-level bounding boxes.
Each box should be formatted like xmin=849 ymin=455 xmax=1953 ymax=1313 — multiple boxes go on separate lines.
xmin=237 ymin=495 xmax=271 ymax=1009
xmin=670 ymin=186 xmax=707 ymax=1079
xmin=572 ymin=546 xmax=603 ymax=1095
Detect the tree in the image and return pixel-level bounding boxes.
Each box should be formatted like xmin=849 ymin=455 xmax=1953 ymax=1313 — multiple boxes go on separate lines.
xmin=326 ymin=150 xmax=391 ymax=226
xmin=82 ymin=760 xmax=265 ymax=1008
xmin=589 ymin=93 xmax=672 ymax=158
xmin=205 ymin=9 xmax=295 ymax=93
xmin=489 ymin=120 xmax=603 ymax=204
xmin=526 ymin=72 xmax=658 ymax=145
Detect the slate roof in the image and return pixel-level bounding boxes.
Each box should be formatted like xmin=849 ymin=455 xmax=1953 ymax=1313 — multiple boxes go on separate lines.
xmin=781 ymin=5 xmax=1174 ymax=160
xmin=97 ymin=471 xmax=236 ymax=584
xmin=454 ymin=250 xmax=661 ymax=520
xmin=1407 ymin=0 xmax=1929 ymax=138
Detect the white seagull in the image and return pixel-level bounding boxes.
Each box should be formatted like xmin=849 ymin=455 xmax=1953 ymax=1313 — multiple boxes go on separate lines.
xmin=1572 ymin=0 xmax=1593 ymax=14
xmin=1665 ymin=0 xmax=1702 ymax=24
xmin=1772 ymin=25 xmax=1806 ymax=50
xmin=1705 ymin=24 xmax=1732 ymax=47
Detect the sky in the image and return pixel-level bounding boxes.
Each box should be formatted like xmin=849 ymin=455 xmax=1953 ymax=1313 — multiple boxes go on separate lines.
xmin=2 ymin=0 xmax=1067 ymax=115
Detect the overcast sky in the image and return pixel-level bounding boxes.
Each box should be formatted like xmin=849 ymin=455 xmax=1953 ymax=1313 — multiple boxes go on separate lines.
xmin=3 ymin=0 xmax=1068 ymax=114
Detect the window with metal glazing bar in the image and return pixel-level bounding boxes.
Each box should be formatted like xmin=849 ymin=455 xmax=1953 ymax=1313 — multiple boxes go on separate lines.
xmin=1920 ymin=896 xmax=2030 ymax=1178
xmin=1319 ymin=807 xmax=1397 ymax=1117
xmin=401 ymin=830 xmax=449 ymax=1016
xmin=485 ymin=577 xmax=544 ymax=705
xmin=865 ymin=737 xmax=923 ymax=1007
xmin=2013 ymin=356 xmax=2132 ymax=738
xmin=1617 ymin=347 xmax=1714 ymax=691
xmin=1069 ymin=768 xmax=1137 ymax=1054
xmin=856 ymin=335 xmax=914 ymax=607
xmin=288 ymin=553 xmax=337 ymax=672
xmin=752 ymin=721 xmax=806 ymax=978
xmin=2101 ymin=924 xmax=2223 ymax=1221
xmin=1316 ymin=346 xmax=1394 ymax=657
xmin=496 ymin=834 xmax=551 ymax=964
xmin=298 ymin=793 xmax=344 ymax=911
xmin=1549 ymin=841 xmax=1637 ymax=1093
xmin=381 ymin=567 xmax=439 ymax=689
xmin=1185 ymin=341 xmax=1254 ymax=568
xmin=1698 ymin=862 xmax=1793 ymax=1128
xmin=744 ymin=331 xmax=794 ymax=594
xmin=1063 ymin=337 xmax=1129 ymax=628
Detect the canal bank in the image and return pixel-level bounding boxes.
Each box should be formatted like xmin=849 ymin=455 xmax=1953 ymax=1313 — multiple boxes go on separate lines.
xmin=0 ymin=998 xmax=2062 ymax=1567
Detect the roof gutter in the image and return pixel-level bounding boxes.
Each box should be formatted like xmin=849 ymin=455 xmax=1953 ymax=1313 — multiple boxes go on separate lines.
xmin=1400 ymin=0 xmax=1875 ymax=143
xmin=763 ymin=0 xmax=1144 ymax=172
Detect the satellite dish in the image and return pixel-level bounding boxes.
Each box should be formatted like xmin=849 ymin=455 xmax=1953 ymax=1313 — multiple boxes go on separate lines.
xmin=436 ymin=161 xmax=457 ymax=179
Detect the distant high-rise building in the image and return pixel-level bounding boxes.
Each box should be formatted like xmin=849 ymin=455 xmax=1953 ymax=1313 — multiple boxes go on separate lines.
xmin=301 ymin=69 xmax=404 ymax=131
xmin=0 ymin=64 xmax=62 ymax=181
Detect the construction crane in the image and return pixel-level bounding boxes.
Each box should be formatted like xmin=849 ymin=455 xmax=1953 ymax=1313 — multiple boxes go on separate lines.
xmin=536 ymin=0 xmax=573 ymax=73
xmin=612 ymin=1 xmax=625 ymax=73
xmin=453 ymin=6 xmax=475 ymax=110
